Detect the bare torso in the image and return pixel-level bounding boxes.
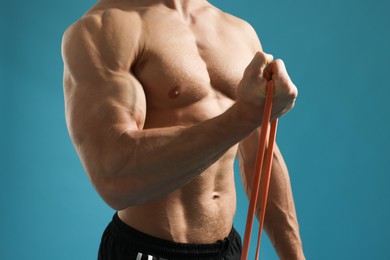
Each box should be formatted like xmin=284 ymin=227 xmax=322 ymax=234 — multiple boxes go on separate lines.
xmin=76 ymin=0 xmax=259 ymax=243
xmin=62 ymin=0 xmax=305 ymax=257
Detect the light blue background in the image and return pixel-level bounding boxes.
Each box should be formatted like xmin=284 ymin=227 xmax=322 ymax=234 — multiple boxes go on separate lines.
xmin=1 ymin=0 xmax=389 ymax=259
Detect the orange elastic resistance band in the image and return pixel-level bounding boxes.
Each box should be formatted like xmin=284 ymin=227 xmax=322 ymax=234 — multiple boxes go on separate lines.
xmin=241 ymin=80 xmax=278 ymax=260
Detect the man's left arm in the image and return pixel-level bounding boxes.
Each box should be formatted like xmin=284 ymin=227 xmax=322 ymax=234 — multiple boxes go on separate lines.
xmin=237 ymin=131 xmax=305 ymax=260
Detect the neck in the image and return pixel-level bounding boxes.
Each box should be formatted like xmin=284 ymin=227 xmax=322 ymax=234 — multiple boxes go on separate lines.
xmin=163 ymin=0 xmax=207 ymax=17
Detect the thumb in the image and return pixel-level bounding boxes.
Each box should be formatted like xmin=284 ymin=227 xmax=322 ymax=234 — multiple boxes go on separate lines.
xmin=245 ymin=52 xmax=274 ymax=76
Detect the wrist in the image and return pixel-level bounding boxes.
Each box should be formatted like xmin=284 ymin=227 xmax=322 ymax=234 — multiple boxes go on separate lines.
xmin=271 ymin=228 xmax=305 ymax=260
xmin=232 ymin=100 xmax=264 ymax=128
xmin=279 ymin=247 xmax=306 ymax=260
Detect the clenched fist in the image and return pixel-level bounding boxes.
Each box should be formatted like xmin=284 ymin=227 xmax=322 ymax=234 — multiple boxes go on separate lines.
xmin=237 ymin=51 xmax=298 ymax=125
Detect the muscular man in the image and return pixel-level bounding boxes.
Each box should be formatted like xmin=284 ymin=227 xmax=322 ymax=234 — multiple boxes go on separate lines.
xmin=62 ymin=0 xmax=305 ymax=259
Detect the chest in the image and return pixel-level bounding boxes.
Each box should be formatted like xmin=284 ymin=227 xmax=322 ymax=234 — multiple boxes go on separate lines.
xmin=133 ymin=12 xmax=255 ymax=110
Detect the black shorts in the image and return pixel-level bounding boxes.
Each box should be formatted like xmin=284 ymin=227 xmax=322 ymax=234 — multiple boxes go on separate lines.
xmin=98 ymin=213 xmax=242 ymax=260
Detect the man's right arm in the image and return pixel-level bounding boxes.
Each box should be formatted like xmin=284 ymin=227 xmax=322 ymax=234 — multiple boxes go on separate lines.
xmin=61 ymin=10 xmax=295 ymax=210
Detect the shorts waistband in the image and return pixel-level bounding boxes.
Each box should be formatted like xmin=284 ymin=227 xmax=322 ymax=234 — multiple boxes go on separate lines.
xmin=109 ymin=212 xmax=238 ymax=259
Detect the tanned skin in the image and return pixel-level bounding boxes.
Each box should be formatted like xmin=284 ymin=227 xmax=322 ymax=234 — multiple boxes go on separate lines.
xmin=62 ymin=0 xmax=305 ymax=259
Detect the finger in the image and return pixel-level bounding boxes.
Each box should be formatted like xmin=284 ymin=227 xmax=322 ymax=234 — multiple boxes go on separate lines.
xmin=245 ymin=52 xmax=274 ymax=76
xmin=264 ymin=59 xmax=290 ymax=81
xmin=255 ymin=51 xmax=274 ymax=69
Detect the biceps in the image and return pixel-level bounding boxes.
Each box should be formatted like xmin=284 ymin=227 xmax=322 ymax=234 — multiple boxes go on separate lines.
xmin=65 ymin=73 xmax=146 ymax=156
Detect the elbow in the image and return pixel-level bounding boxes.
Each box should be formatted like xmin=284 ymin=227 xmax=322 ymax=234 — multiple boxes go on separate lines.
xmin=76 ymin=133 xmax=147 ymax=209
xmin=104 ymin=198 xmax=132 ymax=211
xmin=100 ymin=188 xmax=132 ymax=211
xmin=98 ymin=181 xmax=141 ymax=211
xmin=91 ymin=170 xmax=147 ymax=210
xmin=84 ymin=149 xmax=150 ymax=210
xmin=85 ymin=155 xmax=140 ymax=210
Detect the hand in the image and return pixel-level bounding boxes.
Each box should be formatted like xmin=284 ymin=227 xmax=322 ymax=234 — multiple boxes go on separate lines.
xmin=264 ymin=58 xmax=298 ymax=121
xmin=237 ymin=52 xmax=298 ymax=125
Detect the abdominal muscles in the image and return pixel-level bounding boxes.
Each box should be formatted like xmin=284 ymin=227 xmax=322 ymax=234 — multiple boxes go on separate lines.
xmin=118 ymin=148 xmax=238 ymax=244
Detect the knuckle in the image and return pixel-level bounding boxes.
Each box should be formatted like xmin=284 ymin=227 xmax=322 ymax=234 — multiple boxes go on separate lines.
xmin=275 ymin=59 xmax=285 ymax=67
xmin=257 ymin=52 xmax=268 ymax=64
xmin=294 ymin=87 xmax=298 ymax=99
xmin=272 ymin=59 xmax=286 ymax=75
xmin=289 ymin=85 xmax=298 ymax=99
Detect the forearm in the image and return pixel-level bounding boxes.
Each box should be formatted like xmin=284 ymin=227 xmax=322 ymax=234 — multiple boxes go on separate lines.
xmin=259 ymin=145 xmax=305 ymax=260
xmin=94 ymin=103 xmax=258 ymax=209
xmin=239 ymin=134 xmax=304 ymax=260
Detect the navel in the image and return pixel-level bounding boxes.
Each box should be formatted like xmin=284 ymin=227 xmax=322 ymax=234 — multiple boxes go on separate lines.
xmin=212 ymin=192 xmax=220 ymax=200
xmin=168 ymin=86 xmax=181 ymax=99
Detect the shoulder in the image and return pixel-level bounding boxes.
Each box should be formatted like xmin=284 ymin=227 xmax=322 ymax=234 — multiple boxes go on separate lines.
xmin=213 ymin=7 xmax=262 ymax=51
xmin=63 ymin=7 xmax=142 ymax=40
xmin=62 ymin=8 xmax=143 ymax=78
